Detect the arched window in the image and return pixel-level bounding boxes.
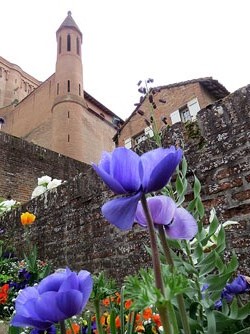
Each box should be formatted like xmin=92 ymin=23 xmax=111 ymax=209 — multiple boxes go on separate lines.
xmin=79 ymin=84 xmax=81 ymax=96
xmin=57 ymin=83 xmax=59 ymax=95
xmin=67 ymin=80 xmax=71 ymax=93
xmin=76 ymin=37 xmax=80 ymax=55
xmin=59 ymin=36 xmax=62 ymax=54
xmin=67 ymin=34 xmax=71 ymax=51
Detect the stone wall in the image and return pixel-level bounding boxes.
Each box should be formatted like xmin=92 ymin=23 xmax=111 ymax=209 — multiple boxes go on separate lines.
xmin=0 ymin=131 xmax=89 ymax=202
xmin=0 ymin=84 xmax=250 ymax=283
xmin=0 ymin=170 xmax=151 ymax=284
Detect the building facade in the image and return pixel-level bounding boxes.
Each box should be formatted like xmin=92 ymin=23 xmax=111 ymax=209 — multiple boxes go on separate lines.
xmin=115 ymin=78 xmax=230 ymax=148
xmin=0 ymin=11 xmax=123 ymax=164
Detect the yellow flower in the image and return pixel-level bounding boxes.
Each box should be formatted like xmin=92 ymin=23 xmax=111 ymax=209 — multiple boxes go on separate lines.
xmin=21 ymin=212 xmax=36 ymax=226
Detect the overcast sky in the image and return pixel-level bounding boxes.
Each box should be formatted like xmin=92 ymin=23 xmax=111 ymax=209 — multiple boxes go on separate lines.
xmin=1 ymin=0 xmax=250 ymax=120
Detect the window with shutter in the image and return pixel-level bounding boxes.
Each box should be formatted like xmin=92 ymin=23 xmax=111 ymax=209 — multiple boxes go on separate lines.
xmin=170 ymin=110 xmax=181 ymax=124
xmin=144 ymin=126 xmax=154 ymax=138
xmin=187 ymin=98 xmax=200 ymax=120
xmin=124 ymin=138 xmax=132 ymax=149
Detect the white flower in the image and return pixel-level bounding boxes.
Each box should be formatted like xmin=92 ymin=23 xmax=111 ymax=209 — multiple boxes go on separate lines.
xmin=1 ymin=199 xmax=16 ymax=210
xmin=38 ymin=175 xmax=52 ymax=186
xmin=47 ymin=179 xmax=62 ymax=190
xmin=31 ymin=185 xmax=47 ymax=199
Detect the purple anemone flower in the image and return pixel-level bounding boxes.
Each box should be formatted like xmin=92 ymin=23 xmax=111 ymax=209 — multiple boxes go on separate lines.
xmin=135 ymin=195 xmax=197 ymax=240
xmin=225 ymin=275 xmax=250 ymax=294
xmin=93 ymin=146 xmax=182 ymax=230
xmin=11 ymin=268 xmax=93 ymax=330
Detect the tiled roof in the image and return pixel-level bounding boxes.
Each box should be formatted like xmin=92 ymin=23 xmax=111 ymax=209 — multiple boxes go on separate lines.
xmin=159 ymin=77 xmax=230 ymax=100
xmin=84 ymin=91 xmax=123 ymax=121
xmin=57 ymin=11 xmax=82 ymax=38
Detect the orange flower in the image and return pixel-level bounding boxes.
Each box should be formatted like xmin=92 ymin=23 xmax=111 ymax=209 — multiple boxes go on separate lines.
xmin=142 ymin=307 xmax=153 ymax=320
xmin=100 ymin=312 xmax=109 ymax=326
xmin=125 ymin=299 xmax=133 ymax=309
xmin=135 ymin=325 xmax=145 ymax=333
xmin=135 ymin=313 xmax=142 ymax=324
xmin=0 ymin=284 xmax=9 ymax=304
xmin=21 ymin=212 xmax=36 ymax=226
xmin=152 ymin=314 xmax=162 ymax=328
xmin=66 ymin=323 xmax=80 ymax=334
xmin=102 ymin=297 xmax=110 ymax=307
xmin=115 ymin=316 xmax=121 ymax=328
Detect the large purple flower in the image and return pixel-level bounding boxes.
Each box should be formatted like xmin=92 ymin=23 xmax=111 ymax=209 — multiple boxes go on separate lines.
xmin=93 ymin=146 xmax=182 ymax=230
xmin=135 ymin=195 xmax=197 ymax=240
xmin=11 ymin=268 xmax=93 ymax=330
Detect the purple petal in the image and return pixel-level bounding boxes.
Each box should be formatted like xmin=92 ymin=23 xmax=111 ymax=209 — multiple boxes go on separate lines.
xmin=97 ymin=151 xmax=112 ymax=173
xmin=15 ymin=286 xmax=39 ymax=308
xmin=78 ymin=271 xmax=93 ymax=301
xmin=111 ymin=148 xmax=141 ymax=192
xmin=134 ymin=201 xmax=147 ymax=227
xmin=11 ymin=314 xmax=52 ymax=330
xmin=145 ymin=146 xmax=182 ymax=192
xmin=102 ymin=193 xmax=142 ymax=230
xmin=135 ymin=196 xmax=176 ymax=227
xmin=15 ymin=297 xmax=38 ymax=319
xmin=58 ymin=271 xmax=79 ymax=292
xmin=147 ymin=196 xmax=176 ymax=225
xmin=141 ymin=147 xmax=182 ymax=192
xmin=35 ymin=291 xmax=67 ymax=322
xmin=56 ymin=290 xmax=84 ymax=317
xmin=92 ymin=163 xmax=126 ymax=194
xmin=226 ymin=275 xmax=249 ymax=294
xmin=165 ymin=207 xmax=197 ymax=240
xmin=37 ymin=271 xmax=67 ymax=293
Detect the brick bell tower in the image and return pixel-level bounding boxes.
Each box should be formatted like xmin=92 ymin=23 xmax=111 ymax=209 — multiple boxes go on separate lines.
xmin=51 ymin=11 xmax=88 ymax=161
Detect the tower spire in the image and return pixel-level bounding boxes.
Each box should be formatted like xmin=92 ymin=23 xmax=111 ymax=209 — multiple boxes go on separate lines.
xmin=51 ymin=11 xmax=87 ymax=161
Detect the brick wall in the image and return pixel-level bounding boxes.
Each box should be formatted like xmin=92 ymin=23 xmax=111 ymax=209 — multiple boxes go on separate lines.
xmin=0 ymin=131 xmax=89 ymax=202
xmin=0 ymin=84 xmax=250 ymax=283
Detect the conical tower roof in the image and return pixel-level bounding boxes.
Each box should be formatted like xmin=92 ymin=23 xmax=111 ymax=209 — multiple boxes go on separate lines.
xmin=57 ymin=11 xmax=82 ymax=39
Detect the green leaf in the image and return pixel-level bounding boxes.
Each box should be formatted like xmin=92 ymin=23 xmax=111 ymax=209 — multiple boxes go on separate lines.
xmin=225 ymin=253 xmax=238 ymax=274
xmin=237 ymin=300 xmax=250 ymax=320
xmin=214 ymin=252 xmax=224 ymax=273
xmin=206 ymin=309 xmax=217 ymax=334
xmin=181 ymin=156 xmax=188 ymax=177
xmin=196 ymin=196 xmax=205 ymax=218
xmin=109 ymin=308 xmax=116 ymax=334
xmin=193 ymin=175 xmax=202 ymax=197
xmin=229 ymin=298 xmax=239 ymax=319
xmin=175 ymin=174 xmax=184 ymax=195
xmin=187 ymin=198 xmax=197 ymax=212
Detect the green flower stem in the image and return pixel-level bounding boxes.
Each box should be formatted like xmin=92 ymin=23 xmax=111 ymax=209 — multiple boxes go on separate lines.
xmin=158 ymin=226 xmax=191 ymax=334
xmin=94 ymin=298 xmax=104 ymax=334
xmin=140 ymin=194 xmax=173 ymax=334
xmin=120 ymin=286 xmax=125 ymax=334
xmin=60 ymin=320 xmax=66 ymax=334
xmin=183 ymin=240 xmax=203 ymax=301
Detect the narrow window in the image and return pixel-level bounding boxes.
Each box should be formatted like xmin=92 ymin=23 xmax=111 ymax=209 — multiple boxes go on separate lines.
xmin=57 ymin=83 xmax=59 ymax=95
xmin=76 ymin=37 xmax=80 ymax=55
xmin=79 ymin=84 xmax=81 ymax=96
xmin=68 ymin=134 xmax=70 ymax=142
xmin=59 ymin=36 xmax=62 ymax=54
xmin=68 ymin=111 xmax=70 ymax=118
xmin=67 ymin=34 xmax=71 ymax=51
xmin=67 ymin=80 xmax=70 ymax=92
